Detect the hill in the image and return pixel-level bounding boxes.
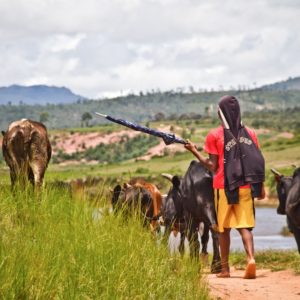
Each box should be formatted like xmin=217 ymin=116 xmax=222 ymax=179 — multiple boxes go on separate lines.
xmin=0 ymin=88 xmax=300 ymax=130
xmin=0 ymin=76 xmax=300 ymax=129
xmin=0 ymin=84 xmax=84 ymax=105
xmin=260 ymin=76 xmax=300 ymax=91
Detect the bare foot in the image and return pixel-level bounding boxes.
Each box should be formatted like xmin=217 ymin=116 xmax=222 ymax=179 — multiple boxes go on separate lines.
xmin=216 ymin=272 xmax=230 ymax=278
xmin=244 ymin=259 xmax=256 ymax=279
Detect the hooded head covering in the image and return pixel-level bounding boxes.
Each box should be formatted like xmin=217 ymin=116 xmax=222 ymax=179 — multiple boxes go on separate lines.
xmin=218 ymin=95 xmax=241 ymax=138
xmin=218 ymin=95 xmax=265 ymax=204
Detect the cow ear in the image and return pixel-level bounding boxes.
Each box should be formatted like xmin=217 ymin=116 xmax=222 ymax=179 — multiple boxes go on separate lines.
xmin=1 ymin=131 xmax=6 ymax=136
xmin=271 ymin=168 xmax=282 ymax=183
xmin=172 ymin=176 xmax=181 ymax=188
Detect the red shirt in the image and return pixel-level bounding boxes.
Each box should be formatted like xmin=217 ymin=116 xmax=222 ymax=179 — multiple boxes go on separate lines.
xmin=204 ymin=126 xmax=259 ymax=189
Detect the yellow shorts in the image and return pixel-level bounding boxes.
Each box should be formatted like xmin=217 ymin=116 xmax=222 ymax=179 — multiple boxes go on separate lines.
xmin=214 ymin=188 xmax=255 ymax=233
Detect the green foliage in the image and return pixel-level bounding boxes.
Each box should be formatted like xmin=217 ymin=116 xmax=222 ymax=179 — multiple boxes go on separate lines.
xmin=0 ymin=89 xmax=300 ymax=130
xmin=39 ymin=111 xmax=49 ymax=123
xmin=53 ymin=135 xmax=159 ymax=164
xmin=244 ymin=107 xmax=300 ymax=133
xmin=81 ymin=112 xmax=93 ymax=127
xmin=0 ymin=186 xmax=209 ymax=299
xmin=230 ymin=250 xmax=300 ymax=274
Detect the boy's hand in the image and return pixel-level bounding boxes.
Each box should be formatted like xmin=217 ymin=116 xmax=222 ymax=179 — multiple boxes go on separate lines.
xmin=257 ymin=184 xmax=266 ymax=200
xmin=184 ymin=139 xmax=198 ymax=154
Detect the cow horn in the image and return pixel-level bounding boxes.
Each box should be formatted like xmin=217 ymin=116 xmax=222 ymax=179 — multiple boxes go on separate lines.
xmin=271 ymin=168 xmax=282 ymax=177
xmin=161 ymin=173 xmax=173 ymax=181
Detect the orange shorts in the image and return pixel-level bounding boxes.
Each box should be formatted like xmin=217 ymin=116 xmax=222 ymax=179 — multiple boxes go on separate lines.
xmin=214 ymin=188 xmax=255 ymax=233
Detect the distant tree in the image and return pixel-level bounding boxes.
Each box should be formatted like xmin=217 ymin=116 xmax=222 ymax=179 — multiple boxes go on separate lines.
xmin=81 ymin=112 xmax=93 ymax=127
xmin=189 ymin=86 xmax=195 ymax=94
xmin=190 ymin=127 xmax=195 ymax=135
xmin=169 ymin=113 xmax=177 ymax=120
xmin=154 ymin=112 xmax=165 ymax=121
xmin=182 ymin=129 xmax=190 ymax=140
xmin=204 ymin=106 xmax=210 ymax=117
xmin=39 ymin=111 xmax=49 ymax=123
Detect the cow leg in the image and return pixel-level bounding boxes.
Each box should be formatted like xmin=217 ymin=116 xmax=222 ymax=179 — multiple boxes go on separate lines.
xmin=210 ymin=228 xmax=222 ymax=273
xmin=30 ymin=161 xmax=45 ymax=190
xmin=10 ymin=170 xmax=17 ymax=190
xmin=200 ymin=222 xmax=209 ymax=254
xmin=187 ymin=222 xmax=200 ymax=260
xmin=287 ymin=216 xmax=300 ymax=253
xmin=179 ymin=230 xmax=186 ymax=255
xmin=294 ymin=229 xmax=300 ymax=254
xmin=199 ymin=222 xmax=209 ymax=267
xmin=28 ymin=167 xmax=35 ymax=186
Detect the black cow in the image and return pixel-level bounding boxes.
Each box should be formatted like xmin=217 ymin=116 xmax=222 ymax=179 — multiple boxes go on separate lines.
xmin=161 ymin=160 xmax=221 ymax=273
xmin=271 ymin=168 xmax=300 ymax=253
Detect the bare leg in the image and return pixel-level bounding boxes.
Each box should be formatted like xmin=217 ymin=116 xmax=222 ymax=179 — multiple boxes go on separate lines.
xmin=217 ymin=228 xmax=231 ymax=277
xmin=237 ymin=228 xmax=255 ymax=262
xmin=237 ymin=228 xmax=256 ymax=279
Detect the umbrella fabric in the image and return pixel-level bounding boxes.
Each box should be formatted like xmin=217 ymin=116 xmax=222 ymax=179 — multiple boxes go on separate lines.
xmin=105 ymin=115 xmax=186 ymax=145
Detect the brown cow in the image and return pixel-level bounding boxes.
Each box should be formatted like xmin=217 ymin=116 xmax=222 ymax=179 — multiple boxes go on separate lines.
xmin=2 ymin=119 xmax=52 ymax=189
xmin=112 ymin=178 xmax=163 ymax=232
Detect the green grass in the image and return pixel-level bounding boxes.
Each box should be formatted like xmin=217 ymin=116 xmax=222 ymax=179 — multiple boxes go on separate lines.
xmin=230 ymin=250 xmax=300 ymax=274
xmin=0 ymin=186 xmax=209 ymax=299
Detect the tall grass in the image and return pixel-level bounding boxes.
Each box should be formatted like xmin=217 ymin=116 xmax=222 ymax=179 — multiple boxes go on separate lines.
xmin=0 ymin=186 xmax=208 ymax=299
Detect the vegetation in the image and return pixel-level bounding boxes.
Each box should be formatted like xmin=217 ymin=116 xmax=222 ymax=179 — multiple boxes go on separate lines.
xmin=230 ymin=250 xmax=300 ymax=274
xmin=0 ymin=88 xmax=300 ymax=129
xmin=0 ymin=186 xmax=209 ymax=299
xmin=81 ymin=112 xmax=93 ymax=127
xmin=52 ymin=135 xmax=160 ymax=164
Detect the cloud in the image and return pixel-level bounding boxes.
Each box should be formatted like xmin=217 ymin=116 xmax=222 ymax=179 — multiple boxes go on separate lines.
xmin=0 ymin=0 xmax=299 ymax=97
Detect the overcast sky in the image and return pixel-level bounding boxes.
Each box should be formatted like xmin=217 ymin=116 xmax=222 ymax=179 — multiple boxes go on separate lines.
xmin=0 ymin=0 xmax=299 ymax=98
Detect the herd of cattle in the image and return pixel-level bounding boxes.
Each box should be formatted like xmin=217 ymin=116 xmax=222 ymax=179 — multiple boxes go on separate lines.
xmin=1 ymin=119 xmax=300 ymax=268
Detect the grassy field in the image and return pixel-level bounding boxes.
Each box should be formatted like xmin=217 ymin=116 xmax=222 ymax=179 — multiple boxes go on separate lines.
xmin=0 ymin=186 xmax=209 ymax=299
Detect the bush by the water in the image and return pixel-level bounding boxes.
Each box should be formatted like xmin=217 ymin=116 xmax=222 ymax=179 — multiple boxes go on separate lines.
xmin=0 ymin=186 xmax=208 ymax=299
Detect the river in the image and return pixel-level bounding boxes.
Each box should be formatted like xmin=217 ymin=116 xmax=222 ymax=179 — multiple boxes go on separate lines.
xmin=221 ymin=207 xmax=297 ymax=251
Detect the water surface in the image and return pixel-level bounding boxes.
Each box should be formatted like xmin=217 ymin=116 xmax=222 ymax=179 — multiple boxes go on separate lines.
xmin=223 ymin=207 xmax=297 ymax=251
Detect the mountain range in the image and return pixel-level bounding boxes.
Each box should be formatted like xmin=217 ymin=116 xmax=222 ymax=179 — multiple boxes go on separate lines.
xmin=0 ymin=76 xmax=300 ymax=106
xmin=0 ymin=84 xmax=83 ymax=105
xmin=260 ymin=76 xmax=300 ymax=91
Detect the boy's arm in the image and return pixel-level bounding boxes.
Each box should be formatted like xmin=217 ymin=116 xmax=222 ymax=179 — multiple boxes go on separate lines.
xmin=184 ymin=141 xmax=218 ymax=172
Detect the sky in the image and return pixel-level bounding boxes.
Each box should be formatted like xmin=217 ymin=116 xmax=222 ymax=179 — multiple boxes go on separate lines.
xmin=0 ymin=0 xmax=299 ymax=98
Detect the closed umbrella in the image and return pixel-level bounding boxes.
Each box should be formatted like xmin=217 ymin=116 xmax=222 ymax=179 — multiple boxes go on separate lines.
xmin=95 ymin=112 xmax=187 ymax=145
